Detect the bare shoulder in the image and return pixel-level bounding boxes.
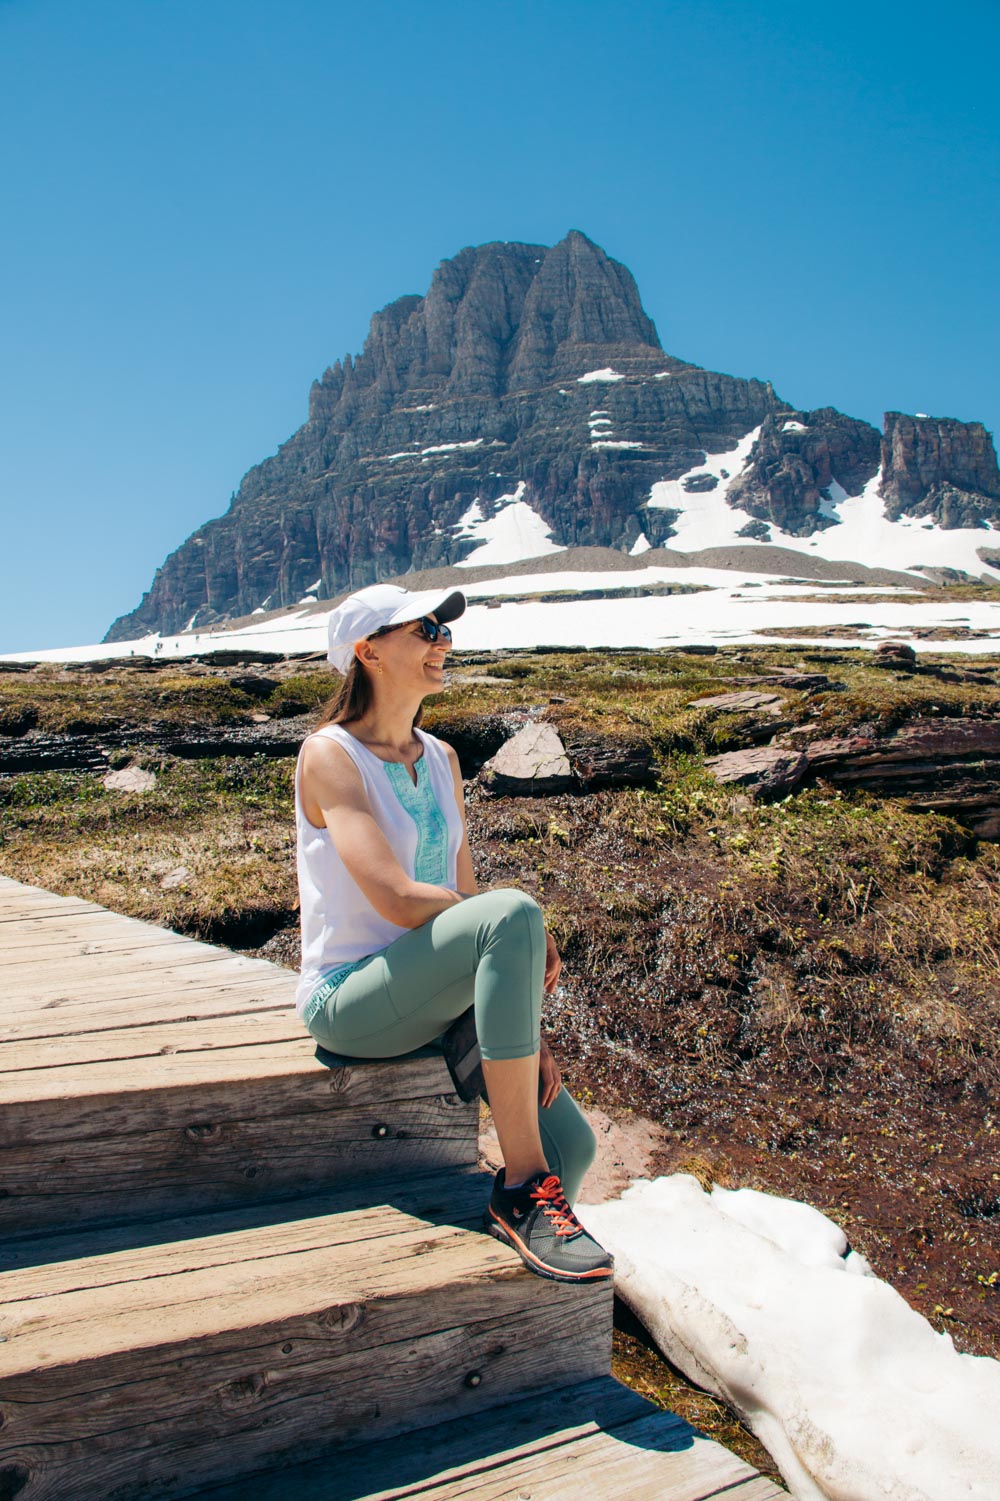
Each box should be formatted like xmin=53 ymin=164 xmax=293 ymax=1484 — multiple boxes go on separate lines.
xmin=299 ymin=732 xmax=365 ymax=806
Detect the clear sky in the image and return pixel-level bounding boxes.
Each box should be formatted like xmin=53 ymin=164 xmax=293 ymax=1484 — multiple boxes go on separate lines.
xmin=2 ymin=0 xmax=998 ymax=652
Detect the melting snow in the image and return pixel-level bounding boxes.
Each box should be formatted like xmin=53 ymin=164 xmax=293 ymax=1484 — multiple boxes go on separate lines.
xmin=421 ymin=439 xmax=484 ymax=456
xmin=592 ymin=439 xmax=644 ymax=451
xmin=585 ymin=1175 xmax=1000 ymax=1501
xmin=383 ymin=450 xmax=419 ymax=461
xmin=630 ymin=533 xmax=651 ymax=555
xmin=782 ymin=420 xmax=808 ymax=432
xmin=577 ymin=368 xmax=624 ymax=383
xmin=452 ymin=482 xmax=566 ymax=569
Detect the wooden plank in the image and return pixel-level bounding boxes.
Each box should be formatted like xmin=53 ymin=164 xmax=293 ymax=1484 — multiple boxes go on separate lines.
xmin=0 ymin=1009 xmax=306 ymax=1071
xmin=1 ymin=1091 xmax=478 ymax=1233
xmin=1 ymin=932 xmax=213 ymax=966
xmin=0 ymin=1165 xmax=489 ymax=1270
xmin=0 ymin=1223 xmax=611 ymax=1501
xmin=410 ymin=1410 xmax=784 ymax=1500
xmin=0 ymin=919 xmax=192 ymax=950
xmin=0 ymin=880 xmax=108 ymax=918
xmin=1 ymin=1170 xmax=493 ymax=1295
xmin=0 ymin=974 xmax=296 ymax=1039
xmin=171 ymin=1377 xmax=658 ymax=1501
xmin=1 ymin=1047 xmax=453 ymax=1136
xmin=0 ymin=909 xmax=167 ymax=942
xmin=3 ymin=942 xmax=283 ymax=990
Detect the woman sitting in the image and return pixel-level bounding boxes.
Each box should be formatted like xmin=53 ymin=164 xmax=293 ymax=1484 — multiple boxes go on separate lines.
xmin=294 ymin=582 xmax=612 ymax=1283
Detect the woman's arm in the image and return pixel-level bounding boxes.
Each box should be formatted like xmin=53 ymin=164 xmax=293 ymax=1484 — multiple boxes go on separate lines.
xmin=445 ymin=743 xmax=479 ymax=896
xmin=300 ymin=737 xmax=464 ymax=929
xmin=445 ymin=741 xmax=562 ymax=1104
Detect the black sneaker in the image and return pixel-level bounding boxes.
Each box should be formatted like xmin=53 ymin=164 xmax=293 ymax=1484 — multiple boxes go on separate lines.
xmin=484 ymin=1169 xmax=614 ymax=1283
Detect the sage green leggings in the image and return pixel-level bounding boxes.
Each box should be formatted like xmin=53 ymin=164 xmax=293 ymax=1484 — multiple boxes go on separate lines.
xmin=304 ymin=888 xmax=596 ymax=1203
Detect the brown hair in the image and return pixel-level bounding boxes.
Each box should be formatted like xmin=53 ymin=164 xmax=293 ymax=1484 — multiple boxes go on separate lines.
xmin=315 ymin=657 xmax=423 ymax=729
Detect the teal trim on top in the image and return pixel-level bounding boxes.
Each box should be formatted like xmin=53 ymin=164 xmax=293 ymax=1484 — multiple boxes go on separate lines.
xmin=383 ymin=755 xmax=450 ymax=885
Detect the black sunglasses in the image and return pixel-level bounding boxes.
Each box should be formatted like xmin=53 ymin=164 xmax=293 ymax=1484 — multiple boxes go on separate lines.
xmin=371 ymin=616 xmax=453 ymax=645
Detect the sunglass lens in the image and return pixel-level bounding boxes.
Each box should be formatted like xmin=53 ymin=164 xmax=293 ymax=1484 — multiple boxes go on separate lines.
xmin=419 ymin=617 xmax=451 ymax=643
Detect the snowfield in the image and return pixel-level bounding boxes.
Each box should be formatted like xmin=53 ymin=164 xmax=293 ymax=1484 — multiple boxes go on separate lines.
xmin=8 ymin=564 xmax=1000 ymax=664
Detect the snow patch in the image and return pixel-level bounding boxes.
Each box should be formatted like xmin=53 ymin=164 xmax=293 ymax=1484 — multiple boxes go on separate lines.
xmin=592 ymin=439 xmax=644 ymax=451
xmin=585 ymin=1175 xmax=1000 ymax=1501
xmin=782 ymin=420 xmax=809 ymax=433
xmin=630 ymin=532 xmax=651 ymax=555
xmin=421 ymin=439 xmax=484 ymax=456
xmin=577 ymin=368 xmax=624 ymax=384
xmin=453 ymin=482 xmax=565 ymax=569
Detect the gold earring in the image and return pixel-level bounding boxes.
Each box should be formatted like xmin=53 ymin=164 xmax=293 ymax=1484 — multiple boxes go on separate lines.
xmin=376 ymin=661 xmax=383 ymax=676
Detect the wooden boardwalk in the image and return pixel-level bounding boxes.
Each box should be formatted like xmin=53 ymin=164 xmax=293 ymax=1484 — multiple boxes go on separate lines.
xmin=0 ymin=875 xmax=784 ymax=1499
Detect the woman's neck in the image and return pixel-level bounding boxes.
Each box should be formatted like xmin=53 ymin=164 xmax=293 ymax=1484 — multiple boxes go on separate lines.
xmin=347 ymin=693 xmax=423 ymax=758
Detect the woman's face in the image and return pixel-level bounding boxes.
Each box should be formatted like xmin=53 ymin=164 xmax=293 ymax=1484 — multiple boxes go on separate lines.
xmin=364 ymin=614 xmax=450 ymax=695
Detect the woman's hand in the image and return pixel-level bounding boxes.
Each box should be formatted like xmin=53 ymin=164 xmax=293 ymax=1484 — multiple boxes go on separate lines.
xmin=544 ymin=931 xmax=562 ymax=996
xmin=539 ymin=1036 xmax=563 ymax=1109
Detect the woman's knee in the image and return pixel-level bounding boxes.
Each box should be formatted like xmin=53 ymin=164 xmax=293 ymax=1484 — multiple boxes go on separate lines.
xmin=469 ymin=887 xmax=545 ymax=949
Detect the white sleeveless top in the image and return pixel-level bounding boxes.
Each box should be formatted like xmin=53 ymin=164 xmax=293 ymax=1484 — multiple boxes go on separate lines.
xmin=294 ymin=723 xmax=464 ymax=1017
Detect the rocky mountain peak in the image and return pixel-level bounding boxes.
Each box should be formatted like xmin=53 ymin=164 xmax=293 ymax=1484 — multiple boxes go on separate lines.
xmin=309 ymin=231 xmax=664 ymax=420
xmin=104 ymin=233 xmax=1000 ymax=643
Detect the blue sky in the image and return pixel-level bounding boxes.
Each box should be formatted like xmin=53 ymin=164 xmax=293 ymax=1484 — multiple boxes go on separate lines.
xmin=2 ymin=0 xmax=998 ymax=651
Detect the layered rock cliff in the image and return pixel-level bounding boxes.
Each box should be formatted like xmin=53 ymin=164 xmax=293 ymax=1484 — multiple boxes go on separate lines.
xmin=880 ymin=413 xmax=1000 ymax=527
xmin=106 ymin=232 xmax=1000 ymax=640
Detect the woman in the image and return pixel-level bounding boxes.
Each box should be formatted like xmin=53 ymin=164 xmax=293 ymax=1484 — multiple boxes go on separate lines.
xmin=294 ymin=581 xmax=612 ymax=1284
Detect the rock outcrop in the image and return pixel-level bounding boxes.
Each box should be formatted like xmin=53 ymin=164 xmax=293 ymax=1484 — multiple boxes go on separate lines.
xmin=726 ymin=408 xmax=881 ymax=535
xmin=707 ymin=718 xmax=1000 ymax=838
xmin=880 ymin=413 xmax=1000 ymax=527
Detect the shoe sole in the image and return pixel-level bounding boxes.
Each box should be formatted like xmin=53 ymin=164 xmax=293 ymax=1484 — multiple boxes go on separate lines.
xmin=484 ymin=1210 xmax=614 ymax=1284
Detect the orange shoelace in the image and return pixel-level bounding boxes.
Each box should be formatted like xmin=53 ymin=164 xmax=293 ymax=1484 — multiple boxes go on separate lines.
xmin=529 ymin=1175 xmax=582 ymax=1237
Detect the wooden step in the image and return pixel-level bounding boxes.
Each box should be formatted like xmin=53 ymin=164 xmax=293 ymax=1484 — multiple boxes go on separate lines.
xmin=0 ymin=1171 xmax=613 ymax=1501
xmin=186 ymin=1377 xmax=785 ymax=1501
xmin=0 ymin=877 xmax=478 ymax=1236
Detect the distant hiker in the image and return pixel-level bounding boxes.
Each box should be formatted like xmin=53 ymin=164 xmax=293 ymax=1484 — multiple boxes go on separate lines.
xmin=294 ymin=583 xmax=612 ymax=1284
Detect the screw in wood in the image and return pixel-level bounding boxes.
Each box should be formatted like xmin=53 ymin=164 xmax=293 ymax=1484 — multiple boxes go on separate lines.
xmin=464 ymin=1371 xmax=483 ymax=1388
xmin=372 ymin=1123 xmax=389 ymax=1138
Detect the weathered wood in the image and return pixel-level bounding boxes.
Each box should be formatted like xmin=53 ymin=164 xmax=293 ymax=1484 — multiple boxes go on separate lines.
xmin=424 ymin=1410 xmax=782 ymax=1500
xmin=141 ymin=1374 xmax=784 ymax=1501
xmin=0 ymin=984 xmax=294 ymax=1044
xmin=0 ymin=1204 xmax=612 ymax=1501
xmin=0 ymin=1010 xmax=305 ymax=1071
xmin=1 ymin=1091 xmax=478 ymax=1234
xmin=1 ymin=1170 xmax=492 ymax=1293
xmin=0 ymin=975 xmax=296 ymax=1039
xmin=4 ymin=961 xmax=293 ymax=1014
xmin=180 ymin=1376 xmax=655 ymax=1501
xmin=2 ymin=933 xmax=222 ymax=968
xmin=2 ymin=1046 xmax=454 ymax=1134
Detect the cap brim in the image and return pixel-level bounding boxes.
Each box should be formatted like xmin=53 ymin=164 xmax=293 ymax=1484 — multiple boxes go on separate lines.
xmin=386 ymin=588 xmax=466 ymax=627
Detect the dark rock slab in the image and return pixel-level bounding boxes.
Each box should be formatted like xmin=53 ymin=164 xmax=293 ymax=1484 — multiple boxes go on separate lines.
xmin=803 ymin=719 xmax=1000 ymax=837
xmin=566 ymin=738 xmax=658 ymax=791
xmin=688 ymin=691 xmax=786 ymax=712
xmin=704 ymin=746 xmax=809 ymax=799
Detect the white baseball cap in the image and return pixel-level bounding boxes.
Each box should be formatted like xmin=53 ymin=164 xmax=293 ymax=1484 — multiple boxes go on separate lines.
xmin=326 ymin=583 xmax=467 ymax=673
